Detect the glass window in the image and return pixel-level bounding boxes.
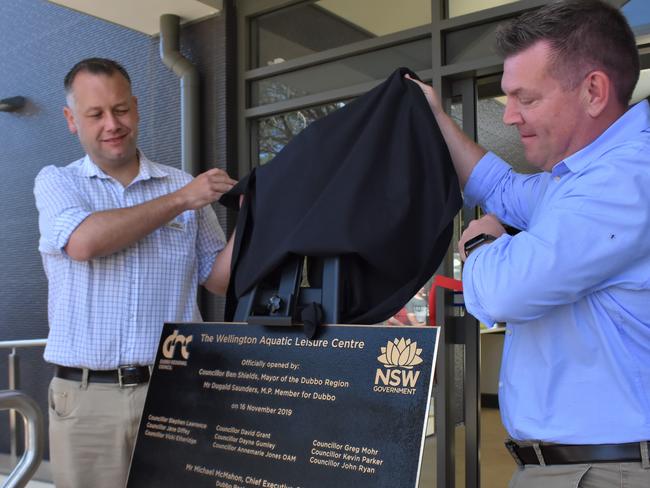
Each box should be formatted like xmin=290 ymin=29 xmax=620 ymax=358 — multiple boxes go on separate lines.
xmin=383 ymin=286 xmax=429 ymax=326
xmin=632 ymin=69 xmax=650 ymax=105
xmin=449 ymin=101 xmax=464 ymax=282
xmin=252 ymin=0 xmax=431 ymax=68
xmin=623 ymin=0 xmax=650 ymax=36
xmin=257 ymin=101 xmax=349 ymax=165
xmin=251 ymin=38 xmax=431 ymax=106
xmin=447 ymin=0 xmax=519 ymax=18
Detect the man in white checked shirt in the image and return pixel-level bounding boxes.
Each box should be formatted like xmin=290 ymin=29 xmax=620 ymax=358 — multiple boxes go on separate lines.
xmin=33 ymin=58 xmax=236 ymax=488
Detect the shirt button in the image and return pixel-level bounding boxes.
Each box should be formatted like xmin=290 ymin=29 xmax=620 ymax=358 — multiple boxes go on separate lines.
xmin=554 ymin=176 xmax=561 ymax=182
xmin=498 ymin=382 xmax=503 ymax=388
xmin=506 ymin=329 xmax=512 ymax=336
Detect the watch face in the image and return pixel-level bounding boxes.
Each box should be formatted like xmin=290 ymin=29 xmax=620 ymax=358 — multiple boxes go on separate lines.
xmin=465 ymin=234 xmax=486 ymax=249
xmin=464 ymin=233 xmax=495 ymax=255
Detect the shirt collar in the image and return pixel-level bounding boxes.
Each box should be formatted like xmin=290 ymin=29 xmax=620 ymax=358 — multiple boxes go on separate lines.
xmin=77 ymin=150 xmax=170 ymax=182
xmin=133 ymin=152 xmax=170 ymax=182
xmin=554 ymin=100 xmax=650 ymax=176
xmin=79 ymin=155 xmax=109 ymax=178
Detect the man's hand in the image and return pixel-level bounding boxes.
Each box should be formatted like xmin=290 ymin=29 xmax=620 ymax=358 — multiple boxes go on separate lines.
xmin=458 ymin=214 xmax=506 ymax=262
xmin=176 ymin=168 xmax=237 ymax=210
xmin=403 ymin=74 xmax=486 ymax=188
xmin=404 ymin=74 xmax=444 ymax=116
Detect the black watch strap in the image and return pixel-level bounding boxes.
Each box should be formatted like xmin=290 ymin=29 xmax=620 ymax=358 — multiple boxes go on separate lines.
xmin=464 ymin=233 xmax=497 ymax=257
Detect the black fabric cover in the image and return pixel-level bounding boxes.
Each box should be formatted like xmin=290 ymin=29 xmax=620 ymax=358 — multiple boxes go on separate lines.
xmin=221 ymin=68 xmax=462 ymax=324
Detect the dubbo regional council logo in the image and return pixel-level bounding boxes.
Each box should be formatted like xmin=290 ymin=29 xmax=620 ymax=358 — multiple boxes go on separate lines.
xmin=158 ymin=330 xmax=193 ymax=371
xmin=373 ymin=338 xmax=423 ymax=395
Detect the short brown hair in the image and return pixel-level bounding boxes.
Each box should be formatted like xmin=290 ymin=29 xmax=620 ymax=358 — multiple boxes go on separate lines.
xmin=64 ymin=58 xmax=131 ymax=94
xmin=495 ymin=0 xmax=639 ymax=106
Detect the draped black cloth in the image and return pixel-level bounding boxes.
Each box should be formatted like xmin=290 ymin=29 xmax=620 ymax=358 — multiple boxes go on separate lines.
xmin=220 ymin=68 xmax=462 ymax=324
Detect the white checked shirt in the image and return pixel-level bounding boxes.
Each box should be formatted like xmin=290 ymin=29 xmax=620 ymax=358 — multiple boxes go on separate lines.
xmin=34 ymin=153 xmax=226 ymax=369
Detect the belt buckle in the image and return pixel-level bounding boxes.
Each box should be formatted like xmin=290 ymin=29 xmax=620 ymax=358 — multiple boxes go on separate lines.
xmin=505 ymin=439 xmax=524 ymax=467
xmin=118 ymin=366 xmax=140 ymax=387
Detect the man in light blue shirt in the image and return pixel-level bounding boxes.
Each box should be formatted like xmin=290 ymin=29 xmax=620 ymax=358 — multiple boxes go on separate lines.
xmin=409 ymin=1 xmax=650 ymax=486
xmin=34 ymin=58 xmax=236 ymax=488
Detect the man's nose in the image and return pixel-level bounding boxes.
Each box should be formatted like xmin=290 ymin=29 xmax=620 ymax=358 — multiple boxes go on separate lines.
xmin=104 ymin=113 xmax=120 ymax=131
xmin=502 ymin=100 xmax=522 ymax=126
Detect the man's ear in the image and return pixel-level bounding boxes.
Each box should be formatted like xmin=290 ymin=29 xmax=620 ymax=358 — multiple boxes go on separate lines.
xmin=583 ymin=70 xmax=611 ymax=118
xmin=63 ymin=106 xmax=77 ymax=134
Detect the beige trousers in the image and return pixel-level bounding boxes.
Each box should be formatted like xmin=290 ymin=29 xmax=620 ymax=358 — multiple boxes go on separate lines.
xmin=509 ymin=462 xmax=650 ymax=488
xmin=48 ymin=376 xmax=148 ymax=488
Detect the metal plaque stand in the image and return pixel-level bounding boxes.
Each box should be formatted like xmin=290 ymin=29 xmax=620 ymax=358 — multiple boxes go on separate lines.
xmin=233 ymin=255 xmax=340 ymax=326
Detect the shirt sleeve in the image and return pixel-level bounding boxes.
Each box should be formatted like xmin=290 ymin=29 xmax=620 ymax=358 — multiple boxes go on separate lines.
xmin=196 ymin=204 xmax=226 ymax=284
xmin=33 ymin=166 xmax=92 ymax=255
xmin=464 ymin=152 xmax=547 ymax=231
xmin=462 ymin=151 xmax=650 ymax=325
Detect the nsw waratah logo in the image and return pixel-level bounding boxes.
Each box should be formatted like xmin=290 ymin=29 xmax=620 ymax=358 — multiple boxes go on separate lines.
xmin=373 ymin=338 xmax=423 ymax=395
xmin=158 ymin=330 xmax=193 ymax=370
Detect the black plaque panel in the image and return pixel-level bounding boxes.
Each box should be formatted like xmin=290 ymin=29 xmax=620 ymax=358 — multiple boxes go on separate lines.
xmin=128 ymin=323 xmax=439 ymax=488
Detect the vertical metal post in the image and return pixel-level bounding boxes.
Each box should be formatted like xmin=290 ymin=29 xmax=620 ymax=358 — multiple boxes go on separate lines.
xmin=9 ymin=347 xmax=18 ymax=461
xmin=435 ymin=285 xmax=481 ymax=488
xmin=435 ymin=286 xmax=455 ymax=488
xmin=458 ymin=75 xmax=481 ymax=488
xmin=464 ymin=314 xmax=481 ymax=488
xmin=454 ymin=76 xmax=481 ymax=227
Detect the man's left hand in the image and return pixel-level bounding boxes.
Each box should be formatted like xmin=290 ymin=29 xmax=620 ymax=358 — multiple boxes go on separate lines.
xmin=459 ymin=214 xmax=506 ymax=262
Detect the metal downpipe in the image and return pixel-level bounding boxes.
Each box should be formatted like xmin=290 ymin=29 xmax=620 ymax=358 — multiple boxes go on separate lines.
xmin=159 ymin=14 xmax=200 ymax=176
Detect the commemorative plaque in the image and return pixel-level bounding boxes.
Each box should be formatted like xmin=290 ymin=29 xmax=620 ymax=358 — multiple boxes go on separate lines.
xmin=128 ymin=323 xmax=439 ymax=488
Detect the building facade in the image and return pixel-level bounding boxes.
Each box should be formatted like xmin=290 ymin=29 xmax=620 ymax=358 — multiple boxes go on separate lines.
xmin=1 ymin=0 xmax=649 ymax=464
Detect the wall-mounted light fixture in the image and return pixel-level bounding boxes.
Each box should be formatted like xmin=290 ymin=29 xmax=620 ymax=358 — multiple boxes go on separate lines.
xmin=0 ymin=96 xmax=26 ymax=112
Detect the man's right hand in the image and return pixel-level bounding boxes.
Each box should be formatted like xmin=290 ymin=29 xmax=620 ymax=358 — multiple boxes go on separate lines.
xmin=405 ymin=74 xmax=443 ymax=116
xmin=177 ymin=168 xmax=237 ymax=210
xmin=404 ymin=73 xmax=486 ymax=188
xmin=64 ymin=167 xmax=237 ymax=261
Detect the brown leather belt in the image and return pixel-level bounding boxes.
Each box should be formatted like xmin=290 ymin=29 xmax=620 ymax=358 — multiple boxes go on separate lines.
xmin=55 ymin=365 xmax=150 ymax=386
xmin=505 ymin=439 xmax=645 ymax=465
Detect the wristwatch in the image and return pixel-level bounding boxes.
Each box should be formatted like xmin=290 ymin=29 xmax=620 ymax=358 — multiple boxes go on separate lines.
xmin=464 ymin=233 xmax=497 ymax=257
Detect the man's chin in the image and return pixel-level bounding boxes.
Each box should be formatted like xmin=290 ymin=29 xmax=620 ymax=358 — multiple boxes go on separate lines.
xmin=523 ymin=150 xmax=543 ymax=168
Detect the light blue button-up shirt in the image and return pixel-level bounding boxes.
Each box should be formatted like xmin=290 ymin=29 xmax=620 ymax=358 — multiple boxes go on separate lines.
xmin=463 ymin=101 xmax=650 ymax=443
xmin=34 ymin=154 xmax=225 ymax=369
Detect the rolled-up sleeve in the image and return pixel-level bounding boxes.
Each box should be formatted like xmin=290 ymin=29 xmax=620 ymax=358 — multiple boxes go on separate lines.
xmin=465 ymin=152 xmax=547 ymax=231
xmin=196 ymin=204 xmax=226 ymax=284
xmin=34 ymin=166 xmax=92 ymax=254
xmin=461 ymin=234 xmax=511 ymax=326
xmin=462 ymin=152 xmax=650 ymax=325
